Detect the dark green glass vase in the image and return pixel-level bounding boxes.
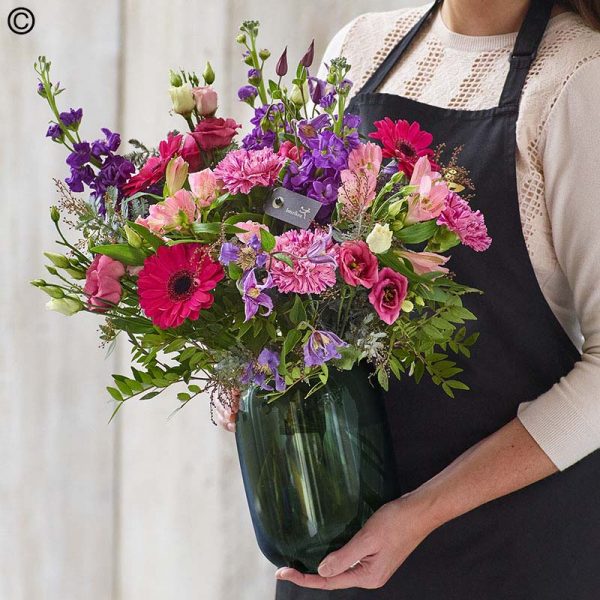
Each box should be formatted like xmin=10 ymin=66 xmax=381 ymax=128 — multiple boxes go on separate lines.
xmin=235 ymin=368 xmax=399 ymax=574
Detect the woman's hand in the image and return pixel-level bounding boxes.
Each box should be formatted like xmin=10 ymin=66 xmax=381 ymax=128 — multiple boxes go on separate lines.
xmin=213 ymin=388 xmax=240 ymax=432
xmin=275 ymin=493 xmax=437 ymax=590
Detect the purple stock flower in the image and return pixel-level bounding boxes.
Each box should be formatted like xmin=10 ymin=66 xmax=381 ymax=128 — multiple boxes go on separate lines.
xmin=338 ymin=79 xmax=353 ymax=95
xmin=319 ymin=92 xmax=336 ymax=109
xmin=59 ymin=108 xmax=83 ymax=129
xmin=343 ymin=113 xmax=361 ymax=130
xmin=46 ymin=123 xmax=63 ymax=141
xmin=241 ymin=269 xmax=273 ymax=321
xmin=90 ymin=154 xmax=135 ymax=207
xmin=238 ymin=85 xmax=258 ymax=102
xmin=91 ymin=128 xmax=121 ymax=157
xmin=297 ymin=114 xmax=331 ymax=148
xmin=303 ymin=330 xmax=348 ymax=367
xmin=241 ymin=348 xmax=286 ymax=392
xmin=219 ymin=242 xmax=240 ymax=265
xmin=247 ymin=68 xmax=262 ymax=82
xmin=312 ymin=130 xmax=347 ymax=170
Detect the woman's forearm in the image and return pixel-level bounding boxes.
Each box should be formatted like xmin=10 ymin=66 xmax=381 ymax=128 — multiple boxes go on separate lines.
xmin=410 ymin=418 xmax=558 ymax=532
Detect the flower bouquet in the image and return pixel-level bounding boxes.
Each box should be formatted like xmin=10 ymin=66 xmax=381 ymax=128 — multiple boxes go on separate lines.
xmin=33 ymin=21 xmax=490 ymax=572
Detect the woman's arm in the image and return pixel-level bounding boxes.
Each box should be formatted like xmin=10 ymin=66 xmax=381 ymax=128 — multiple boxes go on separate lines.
xmin=276 ymin=417 xmax=557 ymax=590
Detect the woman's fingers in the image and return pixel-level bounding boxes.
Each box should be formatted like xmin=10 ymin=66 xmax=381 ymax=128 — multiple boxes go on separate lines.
xmin=214 ymin=388 xmax=241 ymax=432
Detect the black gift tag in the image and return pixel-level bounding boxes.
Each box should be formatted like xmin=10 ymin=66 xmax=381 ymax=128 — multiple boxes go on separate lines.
xmin=264 ymin=187 xmax=321 ymax=229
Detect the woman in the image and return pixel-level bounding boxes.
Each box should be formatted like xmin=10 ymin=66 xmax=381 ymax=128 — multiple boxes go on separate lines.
xmin=218 ymin=1 xmax=600 ymax=597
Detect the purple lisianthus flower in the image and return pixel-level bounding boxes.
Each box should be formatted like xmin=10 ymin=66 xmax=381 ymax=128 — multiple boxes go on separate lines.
xmin=59 ymin=107 xmax=83 ymax=129
xmin=312 ymin=131 xmax=347 ymax=170
xmin=241 ymin=348 xmax=286 ymax=392
xmin=46 ymin=123 xmax=63 ymax=141
xmin=303 ymin=330 xmax=348 ymax=367
xmin=238 ymin=85 xmax=258 ymax=102
xmin=219 ymin=242 xmax=240 ymax=265
xmin=240 ymin=269 xmax=273 ymax=322
xmin=308 ymin=77 xmax=332 ymax=105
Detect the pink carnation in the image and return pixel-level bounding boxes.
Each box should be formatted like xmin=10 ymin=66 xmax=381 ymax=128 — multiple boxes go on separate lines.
xmin=214 ymin=148 xmax=285 ymax=195
xmin=437 ymin=192 xmax=492 ymax=252
xmin=270 ymin=229 xmax=338 ymax=294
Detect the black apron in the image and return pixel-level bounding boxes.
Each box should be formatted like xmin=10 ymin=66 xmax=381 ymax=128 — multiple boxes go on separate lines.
xmin=277 ymin=1 xmax=600 ymax=598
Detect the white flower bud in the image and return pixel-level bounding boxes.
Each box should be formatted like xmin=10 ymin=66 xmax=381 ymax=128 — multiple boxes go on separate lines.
xmin=366 ymin=223 xmax=393 ymax=254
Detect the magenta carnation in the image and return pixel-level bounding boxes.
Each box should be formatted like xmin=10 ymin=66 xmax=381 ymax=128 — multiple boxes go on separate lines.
xmin=270 ymin=229 xmax=338 ymax=294
xmin=214 ymin=147 xmax=285 ymax=195
xmin=437 ymin=192 xmax=492 ymax=252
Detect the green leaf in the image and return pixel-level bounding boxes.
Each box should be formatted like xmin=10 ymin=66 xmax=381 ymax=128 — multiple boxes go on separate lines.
xmin=177 ymin=392 xmax=191 ymax=402
xmin=140 ymin=391 xmax=160 ymax=400
xmin=191 ymin=222 xmax=244 ymax=236
xmin=126 ymin=221 xmax=165 ymax=251
xmin=259 ymin=228 xmax=276 ymax=252
xmin=335 ymin=345 xmax=362 ymax=371
xmin=395 ymin=220 xmax=438 ymax=244
xmin=273 ymin=252 xmax=294 ymax=268
xmin=228 ymin=262 xmax=243 ymax=280
xmin=91 ymin=244 xmax=148 ymax=266
xmin=289 ymin=295 xmax=307 ymax=325
xmin=224 ymin=212 xmax=263 ymax=225
xmin=107 ymin=386 xmax=124 ymax=402
xmin=377 ymin=368 xmax=389 ymax=391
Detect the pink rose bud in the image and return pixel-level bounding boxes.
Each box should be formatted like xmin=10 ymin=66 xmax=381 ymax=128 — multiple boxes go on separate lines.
xmin=83 ymin=254 xmax=126 ymax=312
xmin=165 ymin=156 xmax=189 ymax=195
xmin=192 ymin=86 xmax=218 ymax=117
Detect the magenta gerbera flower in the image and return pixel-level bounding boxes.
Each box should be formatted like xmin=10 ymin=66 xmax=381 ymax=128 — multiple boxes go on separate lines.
xmin=138 ymin=243 xmax=224 ymax=329
xmin=213 ymin=147 xmax=285 ymax=195
xmin=369 ymin=118 xmax=434 ymax=176
xmin=270 ymin=229 xmax=338 ymax=294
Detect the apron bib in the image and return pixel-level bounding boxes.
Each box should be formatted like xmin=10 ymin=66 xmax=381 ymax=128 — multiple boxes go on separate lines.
xmin=277 ymin=2 xmax=600 ymax=597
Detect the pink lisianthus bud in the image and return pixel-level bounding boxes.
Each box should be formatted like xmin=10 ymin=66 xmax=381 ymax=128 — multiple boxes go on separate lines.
xmin=192 ymin=86 xmax=218 ymax=117
xmin=84 ymin=255 xmax=126 ymax=312
xmin=136 ymin=189 xmax=197 ymax=233
xmin=398 ymin=249 xmax=449 ymax=276
xmin=165 ymin=156 xmax=189 ymax=195
xmin=338 ymin=241 xmax=379 ymax=289
xmin=278 ymin=140 xmax=305 ymax=163
xmin=188 ymin=169 xmax=221 ymax=207
xmin=180 ymin=134 xmax=204 ymax=173
xmin=368 ymin=267 xmax=408 ymax=325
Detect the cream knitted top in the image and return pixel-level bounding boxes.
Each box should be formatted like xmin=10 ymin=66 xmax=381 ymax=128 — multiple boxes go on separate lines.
xmin=318 ymin=3 xmax=600 ymax=470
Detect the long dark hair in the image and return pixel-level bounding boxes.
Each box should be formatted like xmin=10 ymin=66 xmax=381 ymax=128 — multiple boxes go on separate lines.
xmin=560 ymin=0 xmax=600 ymax=29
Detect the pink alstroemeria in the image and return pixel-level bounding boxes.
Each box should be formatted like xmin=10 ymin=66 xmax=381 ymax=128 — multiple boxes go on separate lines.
xmin=337 ymin=169 xmax=377 ymax=219
xmin=405 ymin=156 xmax=449 ymax=225
xmin=347 ymin=142 xmax=383 ymax=175
xmin=399 ymin=249 xmax=449 ymax=276
xmin=136 ymin=189 xmax=197 ymax=233
xmin=188 ymin=168 xmax=220 ymax=207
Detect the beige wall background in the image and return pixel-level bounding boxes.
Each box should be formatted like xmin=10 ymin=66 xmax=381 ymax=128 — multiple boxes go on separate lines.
xmin=0 ymin=1 xmax=424 ymax=598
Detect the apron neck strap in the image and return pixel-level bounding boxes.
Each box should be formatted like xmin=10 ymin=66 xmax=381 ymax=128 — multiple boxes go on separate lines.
xmin=499 ymin=0 xmax=554 ymax=108
xmin=359 ymin=0 xmax=442 ymax=95
xmin=355 ymin=0 xmax=553 ymax=110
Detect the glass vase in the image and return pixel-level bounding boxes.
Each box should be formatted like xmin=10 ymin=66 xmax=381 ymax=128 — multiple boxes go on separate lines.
xmin=235 ymin=368 xmax=399 ymax=574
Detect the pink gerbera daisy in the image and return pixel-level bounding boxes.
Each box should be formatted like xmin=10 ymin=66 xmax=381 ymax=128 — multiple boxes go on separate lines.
xmin=138 ymin=243 xmax=224 ymax=329
xmin=214 ymin=147 xmax=285 ymax=195
xmin=270 ymin=229 xmax=338 ymax=294
xmin=369 ymin=118 xmax=434 ymax=176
